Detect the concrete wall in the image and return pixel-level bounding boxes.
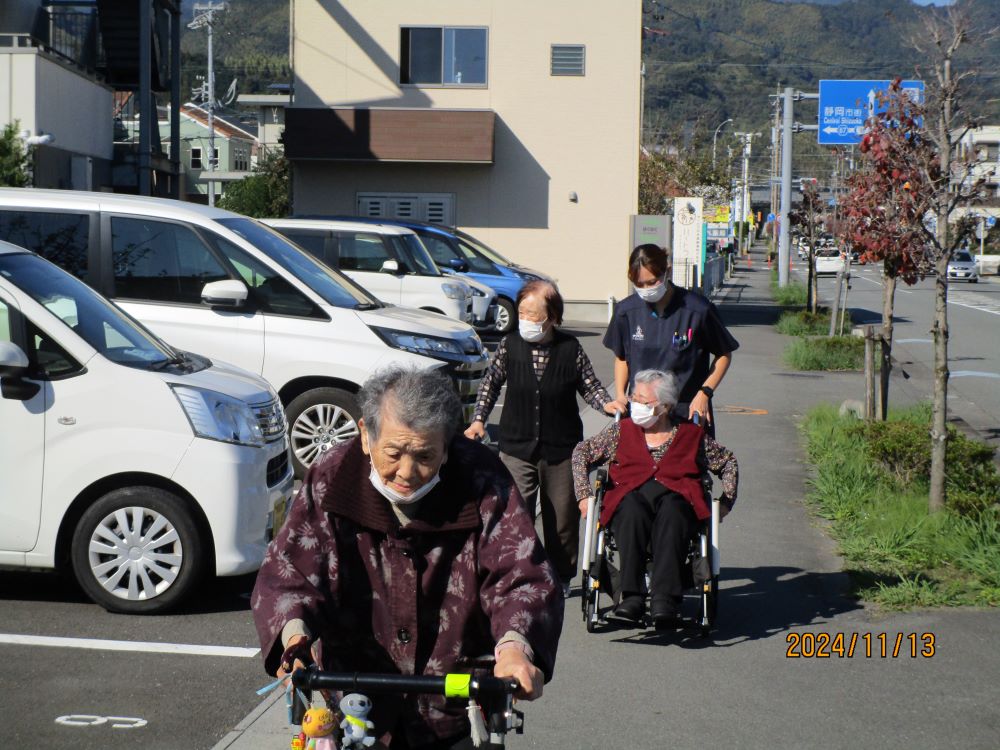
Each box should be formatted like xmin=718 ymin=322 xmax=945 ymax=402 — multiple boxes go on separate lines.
xmin=290 ymin=0 xmax=641 ymax=306
xmin=1 ymin=50 xmax=112 ymax=160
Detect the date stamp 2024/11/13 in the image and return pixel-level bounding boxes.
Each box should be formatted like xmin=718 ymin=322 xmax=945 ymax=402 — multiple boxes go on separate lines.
xmin=786 ymin=632 xmax=936 ymax=659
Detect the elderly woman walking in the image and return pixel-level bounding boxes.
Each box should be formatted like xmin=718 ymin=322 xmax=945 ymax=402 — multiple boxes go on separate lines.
xmin=572 ymin=369 xmax=738 ymax=628
xmin=465 ymin=280 xmax=621 ymax=595
xmin=252 ymin=367 xmax=564 ymax=750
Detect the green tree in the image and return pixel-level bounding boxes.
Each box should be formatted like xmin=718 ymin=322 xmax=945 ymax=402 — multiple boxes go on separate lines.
xmin=0 ymin=122 xmax=31 ymax=187
xmin=217 ymin=151 xmax=290 ymax=218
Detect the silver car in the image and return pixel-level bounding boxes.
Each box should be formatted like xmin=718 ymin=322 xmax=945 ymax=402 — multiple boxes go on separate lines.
xmin=947 ymin=251 xmax=979 ymax=283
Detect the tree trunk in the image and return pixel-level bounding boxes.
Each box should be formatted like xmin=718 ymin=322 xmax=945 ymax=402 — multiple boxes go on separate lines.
xmin=880 ymin=271 xmax=896 ymax=420
xmin=929 ymin=257 xmax=949 ymax=512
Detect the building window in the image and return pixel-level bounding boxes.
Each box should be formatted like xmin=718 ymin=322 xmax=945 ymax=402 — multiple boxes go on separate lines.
xmin=400 ymin=27 xmax=487 ymax=86
xmin=551 ymin=45 xmax=586 ymax=76
xmin=191 ymin=148 xmax=202 ymax=170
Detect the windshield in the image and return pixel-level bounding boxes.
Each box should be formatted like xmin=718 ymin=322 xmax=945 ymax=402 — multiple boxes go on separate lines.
xmin=453 ymin=229 xmax=516 ymax=267
xmin=390 ymin=234 xmax=440 ymax=276
xmin=0 ymin=252 xmax=176 ymax=369
xmin=953 ymin=252 xmax=973 ymax=263
xmin=216 ymin=218 xmax=381 ymax=309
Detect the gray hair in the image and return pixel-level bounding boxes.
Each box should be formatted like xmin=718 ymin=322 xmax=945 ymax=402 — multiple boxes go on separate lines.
xmin=633 ymin=369 xmax=679 ymax=407
xmin=360 ymin=366 xmax=462 ymax=441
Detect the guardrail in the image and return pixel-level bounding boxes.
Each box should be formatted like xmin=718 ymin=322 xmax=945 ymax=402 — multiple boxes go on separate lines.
xmin=702 ymin=255 xmax=726 ymax=297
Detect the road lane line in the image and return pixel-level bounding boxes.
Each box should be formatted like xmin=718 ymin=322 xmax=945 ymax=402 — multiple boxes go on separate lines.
xmin=0 ymin=634 xmax=259 ymax=657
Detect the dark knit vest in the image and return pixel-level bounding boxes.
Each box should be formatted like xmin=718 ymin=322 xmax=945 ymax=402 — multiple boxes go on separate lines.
xmin=498 ymin=330 xmax=584 ymax=463
xmin=601 ymin=418 xmax=708 ymax=527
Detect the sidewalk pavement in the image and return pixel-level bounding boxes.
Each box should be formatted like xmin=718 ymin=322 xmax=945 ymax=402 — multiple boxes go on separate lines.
xmin=213 ymin=243 xmax=1000 ymax=750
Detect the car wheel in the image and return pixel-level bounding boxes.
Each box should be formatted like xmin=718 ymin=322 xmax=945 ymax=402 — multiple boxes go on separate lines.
xmin=494 ymin=297 xmax=516 ymax=335
xmin=71 ymin=487 xmax=205 ymax=614
xmin=286 ymin=387 xmax=361 ymax=477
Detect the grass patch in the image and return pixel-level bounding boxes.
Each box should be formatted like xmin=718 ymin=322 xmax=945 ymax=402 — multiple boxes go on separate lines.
xmin=784 ymin=335 xmax=866 ymax=370
xmin=769 ymin=267 xmax=808 ymax=307
xmin=776 ymin=309 xmax=833 ymax=336
xmin=802 ymin=403 xmax=1000 ymax=609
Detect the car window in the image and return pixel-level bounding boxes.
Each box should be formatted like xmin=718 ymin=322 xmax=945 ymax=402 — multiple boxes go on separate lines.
xmin=420 ymin=232 xmax=495 ymax=274
xmin=954 ymin=252 xmax=972 ymax=263
xmin=454 ymin=230 xmax=515 ymax=266
xmin=112 ymin=217 xmax=229 ymax=304
xmin=26 ymin=319 xmax=80 ymax=379
xmin=335 ymin=232 xmax=391 ymax=272
xmin=278 ymin=229 xmax=337 ymax=268
xmin=209 ymin=234 xmax=320 ymax=318
xmin=0 ymin=210 xmax=91 ymax=282
xmin=389 ymin=234 xmax=440 ymax=276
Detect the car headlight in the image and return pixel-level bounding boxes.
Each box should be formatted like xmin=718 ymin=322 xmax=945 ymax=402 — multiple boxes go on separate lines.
xmin=372 ymin=327 xmax=467 ymax=359
xmin=441 ymin=282 xmax=468 ymax=300
xmin=470 ymin=286 xmax=486 ymax=297
xmin=170 ymin=385 xmax=265 ymax=447
xmin=514 ymin=271 xmax=541 ymax=282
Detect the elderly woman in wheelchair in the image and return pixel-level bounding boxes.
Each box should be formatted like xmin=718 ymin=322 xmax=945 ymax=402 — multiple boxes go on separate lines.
xmin=571 ymin=369 xmax=738 ymax=629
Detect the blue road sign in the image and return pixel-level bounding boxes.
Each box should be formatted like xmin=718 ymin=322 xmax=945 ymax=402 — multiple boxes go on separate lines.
xmin=818 ymin=79 xmax=924 ymax=145
xmin=767 ymin=212 xmax=776 ymax=223
xmin=987 ymin=216 xmax=997 ymax=229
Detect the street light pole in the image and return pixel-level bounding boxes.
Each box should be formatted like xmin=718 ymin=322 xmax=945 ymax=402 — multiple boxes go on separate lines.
xmin=712 ymin=118 xmax=733 ymax=170
xmin=189 ymin=2 xmax=227 ymax=207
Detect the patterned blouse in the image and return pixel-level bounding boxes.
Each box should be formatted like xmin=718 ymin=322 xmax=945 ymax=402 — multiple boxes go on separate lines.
xmin=472 ymin=335 xmax=612 ymax=423
xmin=571 ymin=420 xmax=739 ymax=505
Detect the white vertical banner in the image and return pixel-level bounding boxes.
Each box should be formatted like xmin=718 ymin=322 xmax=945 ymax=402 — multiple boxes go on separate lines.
xmin=672 ymin=197 xmax=703 ymax=288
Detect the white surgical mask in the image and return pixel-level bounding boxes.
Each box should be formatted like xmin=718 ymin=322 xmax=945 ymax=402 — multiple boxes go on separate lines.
xmin=369 ymin=464 xmax=441 ymax=506
xmin=519 ymin=318 xmax=548 ymax=343
xmin=636 ymin=279 xmax=667 ymax=304
xmin=630 ymin=401 xmax=660 ymax=428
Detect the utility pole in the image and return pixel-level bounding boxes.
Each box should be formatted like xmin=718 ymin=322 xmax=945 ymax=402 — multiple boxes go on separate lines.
xmin=734 ymin=131 xmax=761 ymax=256
xmin=770 ymin=87 xmax=781 ymax=259
xmin=775 ymin=87 xmax=818 ymax=287
xmin=189 ymin=2 xmax=227 ymax=206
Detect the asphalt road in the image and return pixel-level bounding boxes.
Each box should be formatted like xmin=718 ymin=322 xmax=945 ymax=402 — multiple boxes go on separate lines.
xmin=0 ymin=570 xmax=265 ymax=749
xmin=787 ymin=255 xmax=1000 ymax=448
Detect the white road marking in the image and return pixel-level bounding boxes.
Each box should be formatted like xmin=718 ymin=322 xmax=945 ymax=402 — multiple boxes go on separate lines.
xmin=56 ymin=715 xmax=148 ymax=729
xmin=951 ymin=371 xmax=1000 ymax=379
xmin=897 ymin=338 xmax=932 ymax=344
xmin=948 ymin=289 xmax=1000 ymax=316
xmin=0 ymin=634 xmax=259 ymax=657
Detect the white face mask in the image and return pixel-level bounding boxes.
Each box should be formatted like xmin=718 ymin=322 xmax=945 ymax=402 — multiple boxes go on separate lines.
xmin=369 ymin=464 xmax=441 ymax=506
xmin=635 ymin=279 xmax=667 ymax=304
xmin=519 ymin=318 xmax=548 ymax=343
xmin=630 ymin=401 xmax=661 ymax=428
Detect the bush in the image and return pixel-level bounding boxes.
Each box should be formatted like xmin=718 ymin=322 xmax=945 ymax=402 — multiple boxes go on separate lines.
xmin=802 ymin=403 xmax=1000 ymax=608
xmin=784 ymin=335 xmax=866 ymax=370
xmin=855 ymin=419 xmax=1000 ymax=516
xmin=769 ymin=266 xmax=808 ymax=306
xmin=776 ymin=309 xmax=833 ymax=336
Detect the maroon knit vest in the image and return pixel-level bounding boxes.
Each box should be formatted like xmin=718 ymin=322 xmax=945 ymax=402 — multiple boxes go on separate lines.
xmin=601 ymin=418 xmax=708 ymax=527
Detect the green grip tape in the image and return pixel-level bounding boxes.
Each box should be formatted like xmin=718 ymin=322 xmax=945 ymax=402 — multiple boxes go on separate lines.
xmin=444 ymin=673 xmax=471 ymax=698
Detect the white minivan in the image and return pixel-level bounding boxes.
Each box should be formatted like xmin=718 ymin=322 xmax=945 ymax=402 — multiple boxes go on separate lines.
xmin=263 ymin=218 xmax=496 ymax=329
xmin=0 ymin=189 xmax=488 ymax=478
xmin=0 ymin=241 xmax=293 ymax=614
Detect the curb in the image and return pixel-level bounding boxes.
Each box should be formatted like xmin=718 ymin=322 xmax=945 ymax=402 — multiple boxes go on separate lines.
xmin=212 ymin=689 xmax=284 ymax=750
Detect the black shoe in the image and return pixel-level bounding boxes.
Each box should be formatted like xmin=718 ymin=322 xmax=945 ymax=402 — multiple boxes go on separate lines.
xmin=650 ymin=598 xmax=683 ymax=630
xmin=609 ymin=595 xmax=645 ymax=624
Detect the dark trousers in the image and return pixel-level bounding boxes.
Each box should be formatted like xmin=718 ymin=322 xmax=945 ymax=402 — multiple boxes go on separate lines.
xmin=609 ymin=486 xmax=699 ymax=605
xmin=500 ymin=452 xmax=577 ymax=580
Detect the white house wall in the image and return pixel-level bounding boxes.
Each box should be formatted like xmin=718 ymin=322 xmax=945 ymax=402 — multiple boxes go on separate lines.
xmin=291 ymin=0 xmax=641 ymax=308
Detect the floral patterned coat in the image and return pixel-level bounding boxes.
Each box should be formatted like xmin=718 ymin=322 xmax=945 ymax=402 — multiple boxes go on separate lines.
xmin=251 ymin=435 xmax=563 ymax=747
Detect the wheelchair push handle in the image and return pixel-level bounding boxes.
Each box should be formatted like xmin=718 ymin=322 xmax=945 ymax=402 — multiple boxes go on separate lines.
xmin=291 ymin=665 xmax=520 ymax=701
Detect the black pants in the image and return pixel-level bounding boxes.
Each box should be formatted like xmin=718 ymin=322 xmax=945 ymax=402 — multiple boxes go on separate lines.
xmin=609 ymin=485 xmax=699 ymax=606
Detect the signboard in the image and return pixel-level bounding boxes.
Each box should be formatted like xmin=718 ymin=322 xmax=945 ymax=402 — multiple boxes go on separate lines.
xmin=630 ymin=214 xmax=671 ymax=252
xmin=818 ymin=79 xmax=924 ymax=145
xmin=704 ymin=205 xmax=730 ymax=224
xmin=672 ymin=197 xmax=703 ymax=288
xmin=988 ymin=216 xmax=997 ymax=229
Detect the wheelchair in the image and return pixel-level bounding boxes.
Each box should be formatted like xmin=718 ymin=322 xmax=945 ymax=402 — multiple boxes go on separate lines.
xmin=579 ymin=463 xmax=721 ymax=637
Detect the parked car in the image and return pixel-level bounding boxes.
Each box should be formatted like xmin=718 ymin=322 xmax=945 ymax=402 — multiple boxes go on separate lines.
xmin=815 ymin=248 xmax=847 ymax=276
xmin=261 ymin=218 xmax=497 ymax=329
xmin=0 ymin=240 xmax=293 ymax=613
xmin=946 ymin=251 xmax=979 ymax=283
xmin=0 ymin=189 xmax=488 ymax=478
xmin=312 ymin=217 xmax=553 ymax=335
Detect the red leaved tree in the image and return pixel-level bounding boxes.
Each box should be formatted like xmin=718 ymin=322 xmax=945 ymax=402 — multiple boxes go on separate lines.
xmin=838 ymin=80 xmax=932 ymax=419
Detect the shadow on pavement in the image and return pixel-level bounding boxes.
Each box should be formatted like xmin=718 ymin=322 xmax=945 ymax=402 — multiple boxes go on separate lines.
xmin=716 ymin=303 xmax=782 ymax=327
xmin=605 ymin=565 xmax=861 ymax=649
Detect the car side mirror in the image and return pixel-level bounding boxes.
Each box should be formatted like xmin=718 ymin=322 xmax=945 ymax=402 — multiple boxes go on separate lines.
xmin=447 ymin=258 xmax=469 ymax=273
xmin=380 ymin=259 xmax=401 ymax=274
xmin=0 ymin=341 xmax=40 ymax=401
xmin=202 ymin=279 xmax=249 ymax=308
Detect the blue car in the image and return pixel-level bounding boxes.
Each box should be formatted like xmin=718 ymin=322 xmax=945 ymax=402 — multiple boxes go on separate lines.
xmin=315 ymin=217 xmax=551 ymax=334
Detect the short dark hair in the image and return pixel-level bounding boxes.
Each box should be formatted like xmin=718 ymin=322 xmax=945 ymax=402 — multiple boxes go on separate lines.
xmin=628 ymin=244 xmax=670 ymax=283
xmin=516 ymin=280 xmax=564 ymax=325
